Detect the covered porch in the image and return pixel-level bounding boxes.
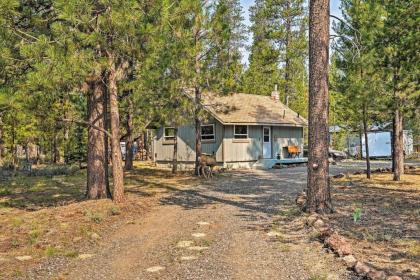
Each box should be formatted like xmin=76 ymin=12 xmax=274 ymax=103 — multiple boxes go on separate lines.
xmin=252 ymin=157 xmax=308 ymax=169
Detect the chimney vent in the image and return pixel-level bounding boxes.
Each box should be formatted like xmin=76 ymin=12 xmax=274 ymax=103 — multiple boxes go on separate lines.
xmin=271 ymin=84 xmax=279 ymax=102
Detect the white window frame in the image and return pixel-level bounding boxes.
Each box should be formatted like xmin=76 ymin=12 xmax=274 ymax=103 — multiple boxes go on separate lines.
xmin=234 ymin=125 xmax=248 ymax=139
xmin=201 ymin=124 xmax=215 ymax=141
xmin=163 ymin=127 xmax=176 ymax=141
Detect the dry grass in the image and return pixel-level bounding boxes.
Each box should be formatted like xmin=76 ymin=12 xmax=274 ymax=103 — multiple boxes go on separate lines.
xmin=0 ymin=161 xmax=198 ymax=279
xmin=331 ymin=168 xmax=420 ymax=279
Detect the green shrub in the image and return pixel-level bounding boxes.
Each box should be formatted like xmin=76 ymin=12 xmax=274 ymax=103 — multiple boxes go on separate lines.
xmin=84 ymin=210 xmax=104 ymax=224
xmin=11 ymin=217 xmax=24 ymax=228
xmin=64 ymin=250 xmax=79 ymax=258
xmin=352 ymin=208 xmax=362 ymax=222
xmin=108 ymin=206 xmax=121 ymax=216
xmin=44 ymin=246 xmax=59 ymax=257
xmin=309 ymin=274 xmax=328 ymax=280
xmin=28 ymin=230 xmax=40 ymax=245
xmin=11 ymin=239 xmax=20 ymax=248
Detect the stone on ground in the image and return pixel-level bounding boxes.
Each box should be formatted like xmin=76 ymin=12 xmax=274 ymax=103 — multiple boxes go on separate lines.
xmin=146 ymin=266 xmax=165 ymax=273
xmin=187 ymin=246 xmax=209 ymax=251
xmin=191 ymin=233 xmax=206 ymax=238
xmin=305 ymin=214 xmax=319 ymax=226
xmin=180 ymin=256 xmax=198 ymax=261
xmin=78 ymin=254 xmax=94 ymax=260
xmin=354 ymin=261 xmax=370 ymax=275
xmin=197 ymin=221 xmax=210 ymax=226
xmin=266 ymin=231 xmax=282 ymax=237
xmin=313 ymin=219 xmax=325 ymax=229
xmin=325 ymin=233 xmax=352 ymax=256
xmin=367 ymin=269 xmax=386 ymax=280
xmin=72 ymin=236 xmax=83 ymax=242
xmin=90 ymin=232 xmax=100 ymax=239
xmin=15 ymin=256 xmax=32 ymax=261
xmin=176 ymin=240 xmax=194 ymax=248
xmin=342 ymin=255 xmax=357 ymax=268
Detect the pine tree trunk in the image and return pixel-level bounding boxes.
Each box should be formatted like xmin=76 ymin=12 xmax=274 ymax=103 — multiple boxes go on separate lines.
xmin=24 ymin=144 xmax=29 ymax=162
xmin=194 ymin=26 xmax=202 ymax=176
xmin=194 ymin=86 xmax=202 ymax=176
xmin=391 ymin=116 xmax=396 ymax=172
xmin=108 ymin=55 xmax=125 ymax=203
xmin=103 ymin=78 xmax=112 ymax=199
xmin=392 ymin=70 xmax=404 ymax=181
xmin=64 ymin=126 xmax=70 ymax=164
xmin=284 ymin=0 xmax=291 ymax=107
xmin=63 ymin=104 xmax=70 ymax=164
xmin=362 ymin=103 xmax=371 ymax=179
xmin=124 ymin=97 xmax=134 ymax=171
xmin=393 ymin=108 xmax=404 ymax=181
xmin=87 ymin=75 xmax=107 ymax=199
xmin=11 ymin=117 xmax=17 ymax=171
xmin=143 ymin=132 xmax=149 ymax=160
xmin=0 ymin=116 xmax=3 ymax=163
xmin=52 ymin=132 xmax=59 ymax=163
xmin=172 ymin=127 xmax=178 ymax=174
xmin=35 ymin=145 xmax=40 ymax=165
xmin=306 ymin=0 xmax=332 ymax=214
xmin=358 ymin=128 xmax=363 ymax=160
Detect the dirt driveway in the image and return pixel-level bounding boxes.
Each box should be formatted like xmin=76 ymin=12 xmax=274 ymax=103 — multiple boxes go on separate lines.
xmin=26 ymin=162 xmax=390 ymax=280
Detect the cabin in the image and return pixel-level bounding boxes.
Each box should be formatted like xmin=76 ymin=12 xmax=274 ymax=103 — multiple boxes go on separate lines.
xmin=151 ymin=90 xmax=308 ymax=169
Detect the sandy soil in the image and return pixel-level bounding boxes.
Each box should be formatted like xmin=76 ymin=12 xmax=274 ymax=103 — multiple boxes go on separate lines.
xmin=331 ymin=168 xmax=420 ymax=280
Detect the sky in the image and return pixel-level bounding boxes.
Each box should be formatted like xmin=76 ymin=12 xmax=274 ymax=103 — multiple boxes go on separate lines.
xmin=239 ymin=0 xmax=342 ymax=64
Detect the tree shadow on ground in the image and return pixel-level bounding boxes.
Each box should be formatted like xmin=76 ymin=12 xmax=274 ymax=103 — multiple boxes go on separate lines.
xmin=160 ymin=170 xmax=307 ymax=215
xmin=0 ymin=170 xmax=87 ymax=210
xmin=160 ymin=169 xmax=311 ymax=248
xmin=0 ymin=162 xmax=196 ymax=211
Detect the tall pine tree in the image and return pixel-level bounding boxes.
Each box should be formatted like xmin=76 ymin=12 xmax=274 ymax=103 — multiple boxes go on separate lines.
xmin=243 ymin=0 xmax=307 ymax=117
xmin=207 ymin=0 xmax=246 ymax=94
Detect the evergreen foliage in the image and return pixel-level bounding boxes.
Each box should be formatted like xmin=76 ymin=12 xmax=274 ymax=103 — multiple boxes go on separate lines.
xmin=243 ymin=0 xmax=308 ymax=116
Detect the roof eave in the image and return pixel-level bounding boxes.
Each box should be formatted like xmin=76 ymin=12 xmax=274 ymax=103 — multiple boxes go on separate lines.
xmin=221 ymin=122 xmax=307 ymax=127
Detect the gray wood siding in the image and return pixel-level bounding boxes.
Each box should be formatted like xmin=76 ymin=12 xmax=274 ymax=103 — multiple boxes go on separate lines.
xmin=154 ymin=123 xmax=304 ymax=163
xmin=272 ymin=126 xmax=304 ymax=158
xmin=222 ymin=125 xmax=262 ymax=162
xmin=154 ymin=119 xmax=223 ymax=162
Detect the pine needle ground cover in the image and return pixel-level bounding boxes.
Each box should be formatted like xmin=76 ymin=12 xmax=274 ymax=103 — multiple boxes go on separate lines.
xmin=331 ymin=168 xmax=420 ymax=279
xmin=0 ymin=162 xmax=198 ymax=279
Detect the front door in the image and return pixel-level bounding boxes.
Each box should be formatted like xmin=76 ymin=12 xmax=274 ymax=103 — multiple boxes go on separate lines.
xmin=263 ymin=126 xmax=272 ymax=158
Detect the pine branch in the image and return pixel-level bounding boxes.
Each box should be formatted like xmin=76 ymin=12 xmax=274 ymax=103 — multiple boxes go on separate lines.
xmin=60 ymin=118 xmax=112 ymax=138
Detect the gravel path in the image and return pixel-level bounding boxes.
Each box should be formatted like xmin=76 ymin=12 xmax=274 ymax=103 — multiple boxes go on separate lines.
xmin=28 ymin=161 xmax=403 ymax=280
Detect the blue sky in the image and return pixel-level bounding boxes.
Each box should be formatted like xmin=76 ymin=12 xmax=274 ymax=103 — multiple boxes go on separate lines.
xmin=239 ymin=0 xmax=342 ymax=63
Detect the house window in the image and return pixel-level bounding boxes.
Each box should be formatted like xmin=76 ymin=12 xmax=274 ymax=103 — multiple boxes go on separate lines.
xmin=164 ymin=127 xmax=176 ymax=141
xmin=234 ymin=125 xmax=248 ymax=139
xmin=201 ymin=124 xmax=215 ymax=141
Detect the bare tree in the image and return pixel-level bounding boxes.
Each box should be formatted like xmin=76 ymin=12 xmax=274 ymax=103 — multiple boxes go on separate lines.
xmin=306 ymin=0 xmax=333 ymax=214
